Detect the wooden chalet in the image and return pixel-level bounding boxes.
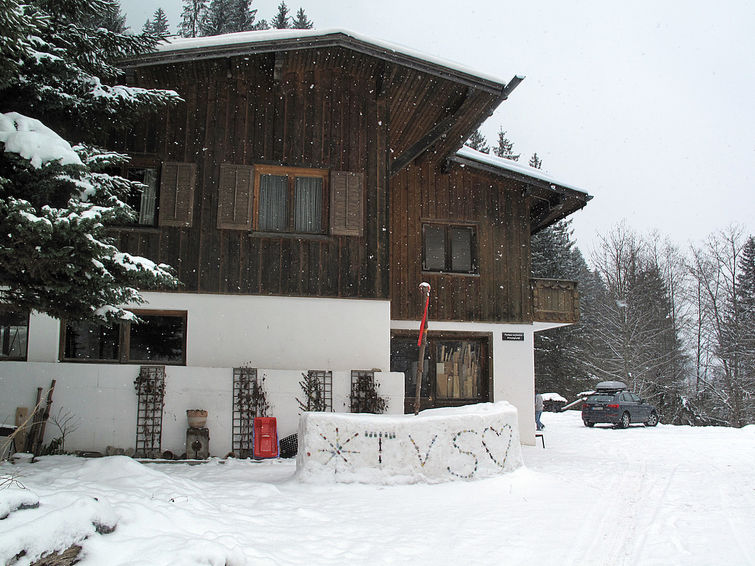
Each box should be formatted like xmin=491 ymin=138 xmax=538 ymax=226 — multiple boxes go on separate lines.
xmin=0 ymin=29 xmax=590 ymax=453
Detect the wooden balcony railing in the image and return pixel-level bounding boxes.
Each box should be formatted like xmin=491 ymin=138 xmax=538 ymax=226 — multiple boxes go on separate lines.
xmin=531 ymin=278 xmax=580 ymax=324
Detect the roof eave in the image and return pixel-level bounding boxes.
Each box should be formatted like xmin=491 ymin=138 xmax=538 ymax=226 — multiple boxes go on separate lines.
xmin=121 ymin=32 xmax=506 ymax=95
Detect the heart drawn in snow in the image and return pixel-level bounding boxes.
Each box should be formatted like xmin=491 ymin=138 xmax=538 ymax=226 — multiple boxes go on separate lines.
xmin=481 ymin=424 xmax=512 ymax=468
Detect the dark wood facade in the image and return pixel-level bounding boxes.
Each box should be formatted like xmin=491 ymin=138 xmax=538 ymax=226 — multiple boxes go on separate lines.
xmin=114 ymin=33 xmax=586 ymax=328
xmin=390 ymin=162 xmax=532 ymax=324
xmin=115 ymin=42 xmax=505 ymax=302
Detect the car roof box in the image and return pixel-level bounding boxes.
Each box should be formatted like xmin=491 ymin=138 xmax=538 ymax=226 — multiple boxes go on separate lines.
xmin=595 ymin=381 xmax=627 ymax=391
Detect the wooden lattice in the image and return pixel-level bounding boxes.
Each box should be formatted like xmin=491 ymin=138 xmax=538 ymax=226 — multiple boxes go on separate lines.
xmin=232 ymin=367 xmax=257 ymax=458
xmin=350 ymin=370 xmax=387 ymax=413
xmin=134 ymin=365 xmax=165 ymax=458
xmin=309 ymin=370 xmax=333 ymax=412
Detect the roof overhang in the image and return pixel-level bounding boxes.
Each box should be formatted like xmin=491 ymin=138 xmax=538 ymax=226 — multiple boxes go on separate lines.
xmin=449 ymin=147 xmax=593 ymax=234
xmin=121 ymin=29 xmax=509 ymax=96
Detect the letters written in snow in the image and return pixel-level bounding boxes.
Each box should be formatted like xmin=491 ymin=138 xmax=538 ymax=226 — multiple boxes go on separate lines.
xmin=313 ymin=424 xmax=514 ymax=479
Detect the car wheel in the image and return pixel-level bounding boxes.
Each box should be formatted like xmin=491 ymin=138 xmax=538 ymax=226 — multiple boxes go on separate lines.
xmin=584 ymin=420 xmax=594 ymax=428
xmin=619 ymin=412 xmax=630 ymax=429
xmin=645 ymin=411 xmax=658 ymax=427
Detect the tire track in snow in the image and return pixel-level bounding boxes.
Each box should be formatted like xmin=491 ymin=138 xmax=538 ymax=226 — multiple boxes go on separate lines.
xmin=716 ymin=479 xmax=755 ymax=565
xmin=562 ymin=456 xmax=644 ymax=565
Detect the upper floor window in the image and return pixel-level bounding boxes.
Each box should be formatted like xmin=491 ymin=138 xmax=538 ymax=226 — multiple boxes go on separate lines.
xmin=0 ymin=306 xmax=28 ymax=360
xmin=126 ymin=166 xmax=159 ymax=226
xmin=113 ymin=160 xmax=197 ymax=229
xmin=254 ymin=165 xmax=328 ymax=234
xmin=422 ymin=223 xmax=477 ymax=274
xmin=61 ymin=310 xmax=187 ymax=365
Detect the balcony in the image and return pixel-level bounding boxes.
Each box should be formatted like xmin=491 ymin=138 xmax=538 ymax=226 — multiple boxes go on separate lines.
xmin=531 ymin=278 xmax=580 ymax=324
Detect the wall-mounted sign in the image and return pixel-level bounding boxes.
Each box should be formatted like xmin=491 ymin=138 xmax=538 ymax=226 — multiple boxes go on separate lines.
xmin=502 ymin=332 xmax=524 ymax=341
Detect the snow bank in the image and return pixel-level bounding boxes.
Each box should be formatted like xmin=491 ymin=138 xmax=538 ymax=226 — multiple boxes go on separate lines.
xmin=0 ymin=480 xmax=38 ymax=520
xmin=0 ymin=112 xmax=82 ymax=169
xmin=296 ymin=402 xmax=522 ymax=484
xmin=0 ymin=489 xmax=116 ymax=566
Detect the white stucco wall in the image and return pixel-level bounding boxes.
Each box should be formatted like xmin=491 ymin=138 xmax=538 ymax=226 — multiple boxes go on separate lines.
xmin=23 ymin=293 xmax=392 ymax=371
xmin=391 ymin=320 xmax=537 ymax=445
xmin=0 ymin=363 xmax=404 ymax=456
xmin=1 ymin=293 xmax=402 ymax=455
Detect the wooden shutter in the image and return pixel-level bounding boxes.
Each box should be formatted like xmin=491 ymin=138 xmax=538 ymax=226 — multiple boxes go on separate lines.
xmin=217 ymin=164 xmax=254 ymax=230
xmin=329 ymin=171 xmax=364 ymax=236
xmin=158 ymin=162 xmax=196 ymax=227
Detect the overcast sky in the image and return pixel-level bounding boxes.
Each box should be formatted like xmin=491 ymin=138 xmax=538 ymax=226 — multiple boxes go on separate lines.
xmin=121 ymin=0 xmax=755 ymax=256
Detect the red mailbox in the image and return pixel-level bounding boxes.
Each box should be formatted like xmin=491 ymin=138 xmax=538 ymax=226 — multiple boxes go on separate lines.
xmin=253 ymin=417 xmax=279 ymax=458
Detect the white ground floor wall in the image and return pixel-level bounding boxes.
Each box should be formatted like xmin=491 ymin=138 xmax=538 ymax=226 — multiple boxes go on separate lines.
xmin=1 ymin=292 xmax=549 ymax=454
xmin=0 ymin=362 xmax=404 ymax=456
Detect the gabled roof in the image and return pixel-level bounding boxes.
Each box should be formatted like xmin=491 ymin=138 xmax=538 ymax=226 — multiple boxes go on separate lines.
xmin=452 ymin=146 xmax=592 ymax=234
xmin=121 ymin=28 xmax=525 ymax=178
xmin=123 ymin=28 xmax=519 ymax=97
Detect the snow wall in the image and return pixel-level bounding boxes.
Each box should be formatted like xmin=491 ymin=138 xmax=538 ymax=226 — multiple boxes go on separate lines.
xmin=296 ymin=402 xmax=523 ymax=484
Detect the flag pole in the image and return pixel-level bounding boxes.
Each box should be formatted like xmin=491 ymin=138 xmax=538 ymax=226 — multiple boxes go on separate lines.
xmin=414 ymin=282 xmax=431 ymax=415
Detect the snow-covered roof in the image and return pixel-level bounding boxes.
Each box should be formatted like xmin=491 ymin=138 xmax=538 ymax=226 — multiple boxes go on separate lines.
xmin=125 ymin=29 xmax=510 ymax=94
xmin=454 ymin=145 xmax=589 ymax=196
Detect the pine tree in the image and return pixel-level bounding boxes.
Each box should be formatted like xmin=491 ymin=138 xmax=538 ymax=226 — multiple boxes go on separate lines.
xmin=0 ymin=0 xmax=181 ymax=322
xmin=81 ymin=0 xmax=128 ymax=33
xmin=532 ymin=220 xmax=597 ymax=399
xmin=144 ymin=8 xmax=170 ymax=36
xmin=734 ymin=236 xmax=755 ymax=423
xmin=291 ymin=7 xmax=313 ymax=29
xmin=228 ymin=0 xmax=266 ymax=32
xmin=179 ymin=0 xmax=208 ymax=38
xmin=493 ymin=127 xmax=520 ymax=161
xmin=529 ymin=152 xmax=542 ymax=169
xmin=465 ymin=129 xmax=490 ymax=154
xmin=271 ymin=1 xmax=290 ymax=29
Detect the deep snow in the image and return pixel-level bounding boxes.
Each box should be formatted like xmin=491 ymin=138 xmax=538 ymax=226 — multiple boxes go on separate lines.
xmin=1 ymin=411 xmax=754 ymax=565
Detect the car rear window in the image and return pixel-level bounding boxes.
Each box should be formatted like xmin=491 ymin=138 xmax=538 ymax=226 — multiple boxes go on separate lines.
xmin=588 ymin=395 xmax=615 ymax=403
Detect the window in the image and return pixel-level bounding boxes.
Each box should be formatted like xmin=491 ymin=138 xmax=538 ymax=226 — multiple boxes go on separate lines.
xmin=0 ymin=307 xmax=28 ymax=360
xmin=126 ymin=167 xmax=159 ymax=226
xmin=391 ymin=335 xmax=489 ymax=413
xmin=253 ymin=165 xmax=328 ymax=234
xmin=434 ymin=340 xmax=483 ymax=400
xmin=422 ymin=224 xmax=477 ymax=274
xmin=62 ymin=311 xmax=187 ymax=365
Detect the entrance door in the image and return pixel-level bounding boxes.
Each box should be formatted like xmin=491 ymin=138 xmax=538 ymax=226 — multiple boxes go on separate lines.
xmin=391 ymin=334 xmax=489 ymax=413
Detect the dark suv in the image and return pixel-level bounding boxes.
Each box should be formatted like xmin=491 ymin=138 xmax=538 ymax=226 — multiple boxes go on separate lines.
xmin=581 ymin=381 xmax=659 ymax=428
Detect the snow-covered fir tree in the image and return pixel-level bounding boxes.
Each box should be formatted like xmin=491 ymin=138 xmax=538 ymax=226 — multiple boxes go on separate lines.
xmin=291 ymin=7 xmax=313 ymax=29
xmin=179 ymin=0 xmax=208 ymax=37
xmin=202 ymin=0 xmax=232 ymax=35
xmin=81 ymin=0 xmax=128 ymax=33
xmin=465 ymin=129 xmax=490 ymax=154
xmin=0 ymin=0 xmax=181 ymax=322
xmin=271 ymin=1 xmax=290 ymax=29
xmin=531 ymin=220 xmax=597 ymax=398
xmin=202 ymin=0 xmax=267 ymax=35
xmin=143 ymin=7 xmax=170 ymax=36
xmin=529 ymin=152 xmax=542 ymax=169
xmin=736 ymin=236 xmax=755 ymax=423
xmin=493 ymin=127 xmax=519 ymax=161
xmin=227 ymin=0 xmax=266 ymax=32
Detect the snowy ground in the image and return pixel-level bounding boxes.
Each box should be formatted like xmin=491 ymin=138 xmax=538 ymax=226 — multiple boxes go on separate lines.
xmin=2 ymin=411 xmax=754 ymax=566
